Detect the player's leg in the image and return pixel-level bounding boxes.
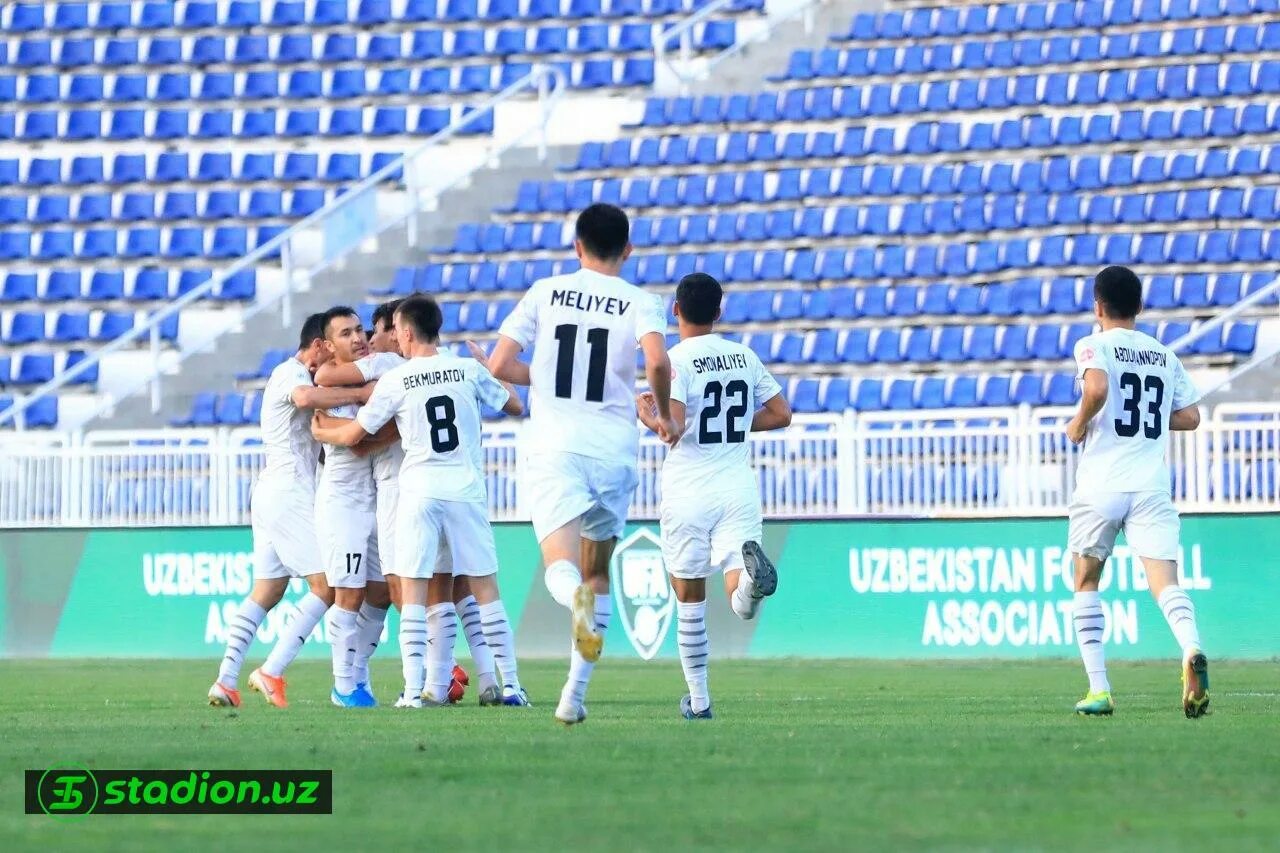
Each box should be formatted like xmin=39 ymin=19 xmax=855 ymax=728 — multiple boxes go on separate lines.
xmin=396 ymin=576 xmax=429 ymax=708
xmin=1067 ymin=495 xmax=1122 ymax=716
xmin=451 ymin=503 xmax=522 ymax=705
xmin=453 ymin=575 xmax=500 ymax=703
xmin=467 ymin=573 xmax=528 ymax=705
xmin=210 ymin=568 xmax=286 ymax=707
xmin=323 ymin=502 xmax=374 ymax=706
xmin=1127 ymin=492 xmax=1209 ymax=718
xmin=662 ymin=497 xmax=714 ymax=718
xmin=720 ymin=494 xmax=774 ymax=620
xmin=528 ymin=454 xmax=598 ymax=662
xmin=251 ymin=571 xmax=334 ymax=708
xmin=424 ymin=568 xmax=457 ymax=705
xmin=352 ymin=526 xmax=390 ymax=694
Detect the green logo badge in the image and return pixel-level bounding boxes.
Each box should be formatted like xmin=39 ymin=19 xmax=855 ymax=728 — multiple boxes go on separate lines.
xmin=37 ymin=763 xmax=99 ymax=818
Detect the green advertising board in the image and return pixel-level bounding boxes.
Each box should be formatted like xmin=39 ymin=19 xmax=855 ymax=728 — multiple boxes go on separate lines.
xmin=1 ymin=515 xmax=1277 ymax=660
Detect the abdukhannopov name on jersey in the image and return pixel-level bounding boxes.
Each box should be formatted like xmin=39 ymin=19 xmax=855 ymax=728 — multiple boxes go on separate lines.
xmin=1113 ymin=346 xmax=1168 ymax=367
xmin=401 ymin=368 xmax=466 ymax=390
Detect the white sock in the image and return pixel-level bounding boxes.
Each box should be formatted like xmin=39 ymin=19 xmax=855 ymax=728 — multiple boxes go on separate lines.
xmin=559 ymin=594 xmax=612 ymax=712
xmin=544 ymin=559 xmax=582 ymax=609
xmin=217 ymin=599 xmax=267 ymax=688
xmin=479 ymin=599 xmax=521 ymax=691
xmin=425 ymin=602 xmax=457 ymax=702
xmin=328 ymin=606 xmax=360 ymax=694
xmin=677 ymin=600 xmax=710 ymax=713
xmin=730 ymin=571 xmax=761 ymax=620
xmin=457 ymin=594 xmax=497 ymax=693
xmin=1073 ymin=591 xmax=1110 ymax=693
xmin=261 ymin=592 xmax=328 ymax=678
xmin=1157 ymin=586 xmax=1202 ymax=657
xmin=352 ymin=602 xmax=388 ymax=687
xmin=399 ymin=604 xmax=428 ymax=698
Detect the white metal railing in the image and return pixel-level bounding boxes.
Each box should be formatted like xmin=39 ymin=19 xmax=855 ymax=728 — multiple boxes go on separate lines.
xmin=2 ymin=406 xmax=1276 ymax=528
xmin=655 ymin=0 xmax=826 ymax=95
xmin=0 ymin=65 xmax=569 ymax=431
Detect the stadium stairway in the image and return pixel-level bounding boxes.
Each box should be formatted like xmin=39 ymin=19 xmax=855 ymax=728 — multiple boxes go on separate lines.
xmin=99 ymin=0 xmax=869 ymax=430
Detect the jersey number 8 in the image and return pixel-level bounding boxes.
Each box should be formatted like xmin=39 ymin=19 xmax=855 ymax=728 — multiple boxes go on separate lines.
xmin=425 ymin=395 xmax=460 ymax=452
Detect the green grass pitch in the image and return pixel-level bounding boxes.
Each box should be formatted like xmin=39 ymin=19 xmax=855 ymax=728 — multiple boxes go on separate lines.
xmin=2 ymin=659 xmax=1278 ymax=851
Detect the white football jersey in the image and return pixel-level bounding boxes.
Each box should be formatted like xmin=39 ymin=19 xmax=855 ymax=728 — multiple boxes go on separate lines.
xmin=356 ymin=352 xmax=511 ymax=503
xmin=498 ymin=268 xmax=666 ymax=462
xmin=258 ymin=357 xmax=320 ymax=489
xmin=1073 ymin=327 xmax=1200 ymax=496
xmin=662 ymin=334 xmax=782 ymax=501
xmin=357 ymin=352 xmax=407 ymax=483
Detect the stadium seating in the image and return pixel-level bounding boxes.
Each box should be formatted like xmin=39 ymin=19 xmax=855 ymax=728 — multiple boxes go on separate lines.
xmin=0 ymin=0 xmax=765 ymax=426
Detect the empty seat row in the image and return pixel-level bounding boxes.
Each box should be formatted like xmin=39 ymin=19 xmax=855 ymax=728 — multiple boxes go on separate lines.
xmin=171 ymin=390 xmax=263 ymax=427
xmin=782 ymin=23 xmax=1280 ymax=81
xmin=3 ymin=0 xmax=762 ymax=34
xmin=586 ymin=112 xmax=1280 ymax=171
xmin=533 ymin=147 xmax=1280 ymax=211
xmin=0 ymin=103 xmax=493 ymax=141
xmin=787 ymin=372 xmax=1082 ymax=413
xmin=0 ymin=150 xmax=404 ymax=187
xmin=2 ymin=311 xmax=179 ymax=346
xmin=0 ymin=225 xmax=285 ymax=261
xmin=731 ymin=321 xmax=1256 ymax=368
xmin=2 ymin=267 xmax=257 ymax=302
xmin=0 ymin=22 xmax=725 ymax=69
xmin=635 ymin=63 xmax=1280 ymax=127
xmin=0 ymin=350 xmax=98 ymax=385
xmin=837 ymin=0 xmax=1278 ymax=42
xmin=0 ymin=393 xmax=56 ymax=427
xmin=0 ymin=188 xmax=333 ymax=226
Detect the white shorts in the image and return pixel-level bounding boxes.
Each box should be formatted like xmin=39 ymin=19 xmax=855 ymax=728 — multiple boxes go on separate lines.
xmin=1068 ymin=490 xmax=1181 ymax=562
xmin=375 ymin=477 xmax=398 ymax=579
xmin=251 ymin=479 xmax=321 ymax=580
xmin=526 ymin=451 xmax=638 ymax=543
xmin=395 ymin=495 xmax=498 ymax=580
xmin=316 ymin=492 xmax=383 ymax=589
xmin=661 ymin=489 xmax=762 ymax=580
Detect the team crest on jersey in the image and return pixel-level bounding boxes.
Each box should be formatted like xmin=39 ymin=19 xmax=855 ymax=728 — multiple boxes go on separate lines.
xmin=610 ymin=528 xmax=674 ymax=660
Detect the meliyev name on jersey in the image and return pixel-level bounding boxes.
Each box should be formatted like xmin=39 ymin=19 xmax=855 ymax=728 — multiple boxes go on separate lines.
xmin=1072 ymin=327 xmax=1200 ymax=496
xmin=355 ymin=352 xmax=511 ymax=503
xmin=663 ymin=334 xmax=782 ymax=500
xmin=497 ymin=268 xmax=666 ymax=462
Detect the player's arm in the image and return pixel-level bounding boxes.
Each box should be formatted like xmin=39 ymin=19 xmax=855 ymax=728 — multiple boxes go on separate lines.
xmin=351 ymin=421 xmax=400 ymax=457
xmin=484 ymin=336 xmax=532 ymax=386
xmin=468 ymin=340 xmax=527 ymax=413
xmin=751 ymin=393 xmax=792 ymax=432
xmin=640 ymin=332 xmax=680 ymax=445
xmin=636 ymin=392 xmax=686 ymax=439
xmin=1170 ymin=405 xmax=1201 ymax=431
xmin=310 ymin=411 xmax=369 ymax=447
xmin=290 ymin=383 xmax=373 ymax=410
xmin=312 ymin=360 xmax=368 ymax=388
xmin=1066 ymin=369 xmax=1107 ymax=444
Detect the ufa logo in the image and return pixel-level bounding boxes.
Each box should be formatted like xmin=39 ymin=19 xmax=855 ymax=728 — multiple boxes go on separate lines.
xmin=610 ymin=528 xmax=674 ymax=660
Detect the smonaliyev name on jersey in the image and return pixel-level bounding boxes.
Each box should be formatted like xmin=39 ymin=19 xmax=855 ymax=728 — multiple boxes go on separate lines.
xmin=692 ymin=352 xmax=749 ymax=374
xmin=1113 ymin=346 xmax=1168 ymax=367
xmin=402 ymin=367 xmax=465 ymax=390
xmin=550 ymin=289 xmax=631 ymax=315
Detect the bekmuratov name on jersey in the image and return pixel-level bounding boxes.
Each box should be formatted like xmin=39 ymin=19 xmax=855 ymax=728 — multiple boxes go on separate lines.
xmin=402 ymin=368 xmax=465 ymax=390
xmin=848 ymin=544 xmax=1212 ymax=649
xmin=1113 ymin=346 xmax=1168 ymax=367
xmin=691 ymin=352 xmax=749 ymax=374
xmin=549 ymin=288 xmax=631 ymax=315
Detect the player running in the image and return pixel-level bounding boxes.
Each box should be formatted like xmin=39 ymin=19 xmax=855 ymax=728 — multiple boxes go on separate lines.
xmin=635 ymin=273 xmax=792 ymax=720
xmin=484 ymin=203 xmax=677 ymax=725
xmin=312 ymin=296 xmax=525 ymax=708
xmin=1065 ymin=265 xmax=1210 ymax=719
xmin=207 ymin=312 xmax=370 ymax=708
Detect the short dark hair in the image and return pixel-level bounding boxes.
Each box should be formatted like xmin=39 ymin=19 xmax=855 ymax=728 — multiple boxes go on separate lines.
xmin=299 ymin=312 xmax=327 ymax=350
xmin=395 ymin=295 xmax=443 ymax=343
xmin=372 ymin=298 xmax=404 ymax=332
xmin=575 ymin=203 xmax=630 ymax=261
xmin=321 ymin=305 xmax=359 ymax=340
xmin=675 ymin=273 xmax=723 ymax=325
xmin=1093 ymin=265 xmax=1143 ymax=319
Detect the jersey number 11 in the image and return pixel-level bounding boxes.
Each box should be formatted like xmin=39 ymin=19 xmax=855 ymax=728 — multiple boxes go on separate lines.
xmin=554 ymin=324 xmax=609 ymax=403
